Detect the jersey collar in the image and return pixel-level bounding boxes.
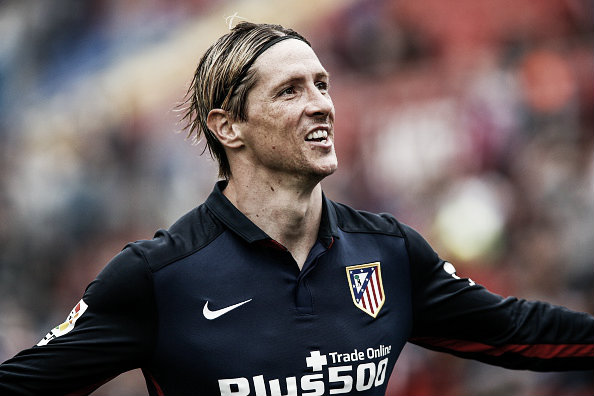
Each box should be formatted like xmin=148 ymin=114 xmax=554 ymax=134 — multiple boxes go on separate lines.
xmin=205 ymin=180 xmax=339 ymax=248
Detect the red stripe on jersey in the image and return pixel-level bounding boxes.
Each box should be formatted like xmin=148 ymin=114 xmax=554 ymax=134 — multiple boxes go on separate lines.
xmin=367 ymin=291 xmax=375 ymax=313
xmin=374 ymin=270 xmax=383 ymax=300
xmin=368 ymin=279 xmax=378 ymax=308
xmin=363 ymin=291 xmax=374 ymax=313
xmin=146 ymin=371 xmax=165 ymax=396
xmin=411 ymin=337 xmax=594 ymax=359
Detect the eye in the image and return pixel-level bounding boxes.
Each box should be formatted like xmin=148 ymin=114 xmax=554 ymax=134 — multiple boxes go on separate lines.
xmin=280 ymin=86 xmax=296 ymax=96
xmin=316 ymin=81 xmax=329 ymax=93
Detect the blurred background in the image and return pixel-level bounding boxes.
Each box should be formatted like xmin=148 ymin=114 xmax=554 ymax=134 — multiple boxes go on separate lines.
xmin=0 ymin=0 xmax=592 ymax=395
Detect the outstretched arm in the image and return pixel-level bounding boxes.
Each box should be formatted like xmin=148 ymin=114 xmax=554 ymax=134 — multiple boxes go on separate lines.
xmin=0 ymin=245 xmax=157 ymax=395
xmin=400 ymin=222 xmax=594 ymax=371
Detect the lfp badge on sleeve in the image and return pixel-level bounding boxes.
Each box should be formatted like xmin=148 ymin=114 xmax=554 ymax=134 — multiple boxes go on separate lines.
xmin=346 ymin=262 xmax=385 ymax=318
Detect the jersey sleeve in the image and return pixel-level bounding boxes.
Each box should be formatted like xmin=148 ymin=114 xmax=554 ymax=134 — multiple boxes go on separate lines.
xmin=0 ymin=243 xmax=157 ymax=395
xmin=399 ymin=223 xmax=594 ymax=371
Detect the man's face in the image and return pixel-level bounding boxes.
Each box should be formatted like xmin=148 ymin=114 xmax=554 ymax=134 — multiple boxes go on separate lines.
xmin=235 ymin=39 xmax=337 ymax=184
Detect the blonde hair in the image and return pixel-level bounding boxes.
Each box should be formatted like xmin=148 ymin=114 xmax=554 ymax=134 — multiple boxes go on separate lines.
xmin=180 ymin=22 xmax=310 ymax=179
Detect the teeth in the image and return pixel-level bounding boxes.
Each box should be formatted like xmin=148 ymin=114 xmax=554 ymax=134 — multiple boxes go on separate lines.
xmin=306 ymin=130 xmax=329 ymax=141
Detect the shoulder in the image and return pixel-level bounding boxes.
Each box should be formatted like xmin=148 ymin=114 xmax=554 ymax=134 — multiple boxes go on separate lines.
xmin=78 ymin=204 xmax=224 ymax=320
xmin=125 ymin=203 xmax=225 ymax=272
xmin=328 ymin=199 xmax=437 ymax=261
xmin=329 ymin=200 xmax=404 ymax=237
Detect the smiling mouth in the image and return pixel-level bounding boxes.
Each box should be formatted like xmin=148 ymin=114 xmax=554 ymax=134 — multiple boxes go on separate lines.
xmin=305 ymin=129 xmax=329 ymax=143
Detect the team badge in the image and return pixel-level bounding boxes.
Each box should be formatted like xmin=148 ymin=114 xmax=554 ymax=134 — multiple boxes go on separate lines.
xmin=346 ymin=262 xmax=385 ymax=318
xmin=37 ymin=299 xmax=88 ymax=346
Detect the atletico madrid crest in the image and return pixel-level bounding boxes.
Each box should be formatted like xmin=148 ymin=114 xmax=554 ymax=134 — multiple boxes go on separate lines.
xmin=346 ymin=262 xmax=385 ymax=318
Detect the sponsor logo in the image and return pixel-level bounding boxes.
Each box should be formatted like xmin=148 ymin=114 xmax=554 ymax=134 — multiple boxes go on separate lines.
xmin=346 ymin=262 xmax=385 ymax=318
xmin=218 ymin=344 xmax=392 ymax=395
xmin=37 ymin=299 xmax=88 ymax=346
xmin=203 ymin=299 xmax=253 ymax=320
xmin=443 ymin=261 xmax=476 ymax=286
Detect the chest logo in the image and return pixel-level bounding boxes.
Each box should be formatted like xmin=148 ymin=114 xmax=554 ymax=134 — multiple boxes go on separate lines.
xmin=346 ymin=262 xmax=385 ymax=318
xmin=203 ymin=299 xmax=252 ymax=320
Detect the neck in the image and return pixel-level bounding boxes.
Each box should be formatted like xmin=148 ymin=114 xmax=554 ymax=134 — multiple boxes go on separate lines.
xmin=223 ymin=174 xmax=323 ymax=269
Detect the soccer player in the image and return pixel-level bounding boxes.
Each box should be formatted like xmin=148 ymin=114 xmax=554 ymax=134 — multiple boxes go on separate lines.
xmin=0 ymin=22 xmax=592 ymax=396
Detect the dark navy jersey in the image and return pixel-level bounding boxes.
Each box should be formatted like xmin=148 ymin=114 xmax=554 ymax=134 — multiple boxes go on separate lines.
xmin=1 ymin=181 xmax=593 ymax=395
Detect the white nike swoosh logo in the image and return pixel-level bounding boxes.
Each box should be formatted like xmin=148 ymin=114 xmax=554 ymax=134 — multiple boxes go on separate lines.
xmin=203 ymin=299 xmax=252 ymax=320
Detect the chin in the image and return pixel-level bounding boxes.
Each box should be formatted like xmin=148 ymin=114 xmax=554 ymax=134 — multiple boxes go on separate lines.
xmin=310 ymin=161 xmax=338 ymax=180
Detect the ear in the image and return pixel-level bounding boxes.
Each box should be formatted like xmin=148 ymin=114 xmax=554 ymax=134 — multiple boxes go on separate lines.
xmin=206 ymin=109 xmax=244 ymax=149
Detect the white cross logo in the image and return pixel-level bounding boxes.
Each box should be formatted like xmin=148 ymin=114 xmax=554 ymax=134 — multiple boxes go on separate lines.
xmin=306 ymin=350 xmax=328 ymax=372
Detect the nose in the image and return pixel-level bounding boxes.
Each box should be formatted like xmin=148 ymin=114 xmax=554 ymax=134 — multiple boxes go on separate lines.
xmin=305 ymin=85 xmax=333 ymax=118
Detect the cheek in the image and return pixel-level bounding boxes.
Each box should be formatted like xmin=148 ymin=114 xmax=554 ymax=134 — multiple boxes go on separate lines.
xmin=271 ymin=101 xmax=300 ymax=123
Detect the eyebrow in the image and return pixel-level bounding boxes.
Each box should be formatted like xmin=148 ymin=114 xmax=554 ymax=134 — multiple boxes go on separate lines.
xmin=270 ymin=71 xmax=330 ymax=92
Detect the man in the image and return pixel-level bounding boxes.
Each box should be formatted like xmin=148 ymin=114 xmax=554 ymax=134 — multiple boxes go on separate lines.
xmin=0 ymin=22 xmax=592 ymax=396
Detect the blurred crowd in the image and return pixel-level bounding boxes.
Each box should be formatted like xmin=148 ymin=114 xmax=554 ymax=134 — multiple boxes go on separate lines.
xmin=0 ymin=0 xmax=592 ymax=395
